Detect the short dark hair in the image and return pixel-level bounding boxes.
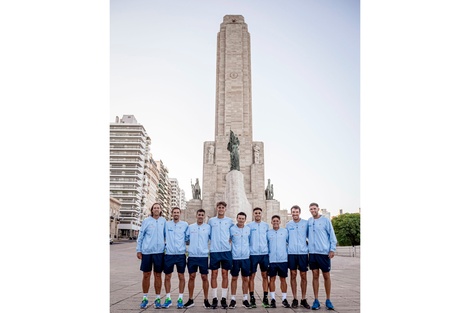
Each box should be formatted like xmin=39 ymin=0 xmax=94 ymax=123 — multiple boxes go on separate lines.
xmin=171 ymin=207 xmax=181 ymax=213
xmin=291 ymin=205 xmax=301 ymax=213
xmin=216 ymin=201 xmax=227 ymax=207
xmin=253 ymin=207 xmax=262 ymax=212
xmin=271 ymin=215 xmax=280 ymax=221
xmin=196 ymin=208 xmax=206 ymax=214
xmin=309 ymin=202 xmax=319 ymax=208
xmin=237 ymin=212 xmax=247 ymax=218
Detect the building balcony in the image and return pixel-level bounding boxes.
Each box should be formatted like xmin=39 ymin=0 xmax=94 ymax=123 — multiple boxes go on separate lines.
xmin=110 ymin=158 xmax=145 ymax=166
xmin=110 ymin=185 xmax=140 ymax=191
xmin=110 ymin=171 xmax=143 ymax=177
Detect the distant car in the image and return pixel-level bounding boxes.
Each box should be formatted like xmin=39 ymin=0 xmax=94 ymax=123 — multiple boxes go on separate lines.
xmin=110 ymin=236 xmax=114 ymax=244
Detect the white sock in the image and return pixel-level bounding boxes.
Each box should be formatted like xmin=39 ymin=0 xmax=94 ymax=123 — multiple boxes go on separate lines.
xmin=243 ymin=294 xmax=248 ymax=301
xmin=212 ymin=289 xmax=218 ymax=299
xmin=156 ymin=295 xmax=161 ymax=300
xmin=166 ymin=294 xmax=171 ymax=300
xmin=231 ymin=295 xmax=236 ymax=300
xmin=143 ymin=294 xmax=148 ymax=300
xmin=178 ymin=294 xmax=183 ymax=300
xmin=282 ymin=293 xmax=287 ymax=300
xmin=271 ymin=292 xmax=276 ymax=300
xmin=222 ymin=288 xmax=228 ymax=298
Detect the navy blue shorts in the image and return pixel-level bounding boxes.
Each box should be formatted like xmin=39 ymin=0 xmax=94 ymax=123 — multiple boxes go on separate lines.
xmin=231 ymin=259 xmax=251 ymax=277
xmin=250 ymin=254 xmax=269 ymax=273
xmin=309 ymin=253 xmax=331 ymax=273
xmin=288 ymin=254 xmax=308 ymax=272
xmin=140 ymin=253 xmax=164 ymax=273
xmin=267 ymin=262 xmax=288 ymax=278
xmin=187 ymin=256 xmax=209 ymax=275
xmin=209 ymin=251 xmax=232 ymax=271
xmin=164 ymin=254 xmax=186 ymax=274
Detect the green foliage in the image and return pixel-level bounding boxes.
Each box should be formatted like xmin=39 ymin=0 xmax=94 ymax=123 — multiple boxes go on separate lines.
xmin=331 ymin=213 xmax=360 ymax=246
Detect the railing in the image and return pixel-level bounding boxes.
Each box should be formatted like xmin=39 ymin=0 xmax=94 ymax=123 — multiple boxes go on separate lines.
xmin=335 ymin=246 xmax=360 ymax=258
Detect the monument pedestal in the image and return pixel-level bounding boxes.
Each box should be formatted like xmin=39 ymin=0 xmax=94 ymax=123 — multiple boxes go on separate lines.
xmin=225 ymin=170 xmax=252 ymax=221
xmin=184 ymin=199 xmax=202 ymax=224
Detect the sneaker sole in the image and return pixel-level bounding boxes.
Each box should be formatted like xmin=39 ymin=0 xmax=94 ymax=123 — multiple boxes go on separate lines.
xmin=229 ymin=306 xmax=236 ymax=309
xmin=184 ymin=304 xmax=195 ymax=308
xmin=163 ymin=305 xmax=173 ymax=309
xmin=312 ymin=307 xmax=320 ymax=310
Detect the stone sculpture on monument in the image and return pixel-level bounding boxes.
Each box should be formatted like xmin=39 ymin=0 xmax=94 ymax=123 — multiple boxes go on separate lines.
xmin=191 ymin=178 xmax=201 ymax=200
xmin=265 ymin=179 xmax=274 ymax=200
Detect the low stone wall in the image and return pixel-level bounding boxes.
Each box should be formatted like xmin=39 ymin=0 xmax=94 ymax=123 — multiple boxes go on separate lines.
xmin=335 ymin=246 xmax=360 ymax=258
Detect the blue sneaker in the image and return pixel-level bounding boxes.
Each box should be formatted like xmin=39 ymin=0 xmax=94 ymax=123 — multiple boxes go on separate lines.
xmin=162 ymin=298 xmax=172 ymax=309
xmin=154 ymin=298 xmax=162 ymax=309
xmin=140 ymin=298 xmax=149 ymax=309
xmin=311 ymin=299 xmax=320 ymax=310
xmin=177 ymin=298 xmax=184 ymax=309
xmin=325 ymin=299 xmax=334 ymax=310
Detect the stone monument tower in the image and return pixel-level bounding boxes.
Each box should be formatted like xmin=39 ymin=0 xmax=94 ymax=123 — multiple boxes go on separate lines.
xmin=186 ymin=15 xmax=288 ymax=224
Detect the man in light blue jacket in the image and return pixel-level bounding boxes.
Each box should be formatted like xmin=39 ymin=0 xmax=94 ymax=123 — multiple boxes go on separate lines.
xmin=184 ymin=209 xmax=211 ymax=309
xmin=266 ymin=215 xmax=291 ymax=308
xmin=162 ymin=207 xmax=189 ymax=309
xmin=247 ymin=207 xmax=270 ymax=308
xmin=208 ymin=201 xmax=234 ymax=309
xmin=229 ymin=212 xmax=252 ymax=309
xmin=307 ymin=203 xmax=337 ymax=310
xmin=285 ymin=205 xmax=310 ymax=309
xmin=136 ymin=202 xmax=166 ymax=309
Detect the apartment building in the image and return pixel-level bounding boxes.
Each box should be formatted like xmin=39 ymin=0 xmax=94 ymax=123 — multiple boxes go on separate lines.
xmin=110 ymin=115 xmax=151 ymax=239
xmin=156 ymin=160 xmax=171 ymax=219
xmin=169 ymin=178 xmax=181 ymax=209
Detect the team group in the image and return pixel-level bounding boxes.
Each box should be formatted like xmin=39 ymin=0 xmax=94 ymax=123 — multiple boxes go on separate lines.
xmin=136 ymin=201 xmax=337 ymax=310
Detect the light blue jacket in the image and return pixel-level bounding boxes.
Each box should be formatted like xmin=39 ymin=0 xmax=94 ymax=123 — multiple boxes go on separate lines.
xmin=286 ymin=219 xmax=309 ymax=255
xmin=307 ymin=216 xmax=337 ymax=255
xmin=186 ymin=222 xmax=211 ymax=257
xmin=247 ymin=221 xmax=269 ymax=255
xmin=267 ymin=227 xmax=289 ymax=263
xmin=208 ymin=217 xmax=234 ymax=252
xmin=164 ymin=220 xmax=189 ymax=255
xmin=136 ymin=216 xmax=166 ymax=254
xmin=230 ymin=224 xmax=251 ymax=260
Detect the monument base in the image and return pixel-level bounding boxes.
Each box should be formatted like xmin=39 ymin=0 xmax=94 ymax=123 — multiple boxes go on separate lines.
xmin=183 ymin=199 xmax=202 ymax=224
xmin=225 ymin=170 xmax=252 ymax=221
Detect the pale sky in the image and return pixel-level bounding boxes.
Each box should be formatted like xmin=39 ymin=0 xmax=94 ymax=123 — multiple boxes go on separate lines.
xmin=110 ymin=0 xmax=360 ymax=219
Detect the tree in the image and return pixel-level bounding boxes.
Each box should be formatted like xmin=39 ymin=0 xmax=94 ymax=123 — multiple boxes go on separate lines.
xmin=331 ymin=213 xmax=360 ymax=246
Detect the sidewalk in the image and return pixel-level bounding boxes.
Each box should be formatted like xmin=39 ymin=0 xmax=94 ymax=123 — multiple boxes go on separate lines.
xmin=110 ymin=241 xmax=360 ymax=312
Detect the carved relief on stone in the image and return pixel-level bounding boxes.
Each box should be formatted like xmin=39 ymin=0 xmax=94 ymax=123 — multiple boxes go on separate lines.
xmin=207 ymin=144 xmax=215 ymax=164
xmin=253 ymin=144 xmax=261 ymax=164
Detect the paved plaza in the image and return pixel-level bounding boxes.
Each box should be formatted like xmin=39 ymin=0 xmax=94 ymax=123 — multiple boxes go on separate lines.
xmin=110 ymin=241 xmax=360 ymax=313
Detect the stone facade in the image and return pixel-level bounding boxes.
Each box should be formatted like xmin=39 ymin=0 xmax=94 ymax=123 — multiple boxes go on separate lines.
xmin=109 ymin=197 xmax=121 ymax=240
